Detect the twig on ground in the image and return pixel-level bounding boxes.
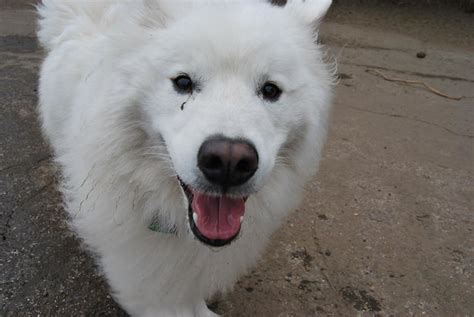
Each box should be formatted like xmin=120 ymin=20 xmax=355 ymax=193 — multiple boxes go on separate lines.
xmin=367 ymin=68 xmax=463 ymax=101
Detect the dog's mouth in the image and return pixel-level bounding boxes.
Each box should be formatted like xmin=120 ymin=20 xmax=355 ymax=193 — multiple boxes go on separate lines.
xmin=178 ymin=178 xmax=246 ymax=247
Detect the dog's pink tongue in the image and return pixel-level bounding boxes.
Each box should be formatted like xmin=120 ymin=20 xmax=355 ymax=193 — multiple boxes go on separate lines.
xmin=191 ymin=191 xmax=245 ymax=241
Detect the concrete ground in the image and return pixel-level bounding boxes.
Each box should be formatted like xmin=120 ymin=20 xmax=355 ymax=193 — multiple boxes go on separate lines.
xmin=1 ymin=3 xmax=473 ymax=316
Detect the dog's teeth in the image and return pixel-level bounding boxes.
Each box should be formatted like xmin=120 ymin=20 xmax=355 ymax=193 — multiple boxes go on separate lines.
xmin=193 ymin=212 xmax=198 ymax=224
xmin=240 ymin=216 xmax=244 ymax=224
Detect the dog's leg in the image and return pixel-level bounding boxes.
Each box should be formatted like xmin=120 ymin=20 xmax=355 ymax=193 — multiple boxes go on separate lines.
xmin=194 ymin=300 xmax=219 ymax=317
xmin=142 ymin=307 xmax=192 ymax=317
xmin=139 ymin=302 xmax=217 ymax=317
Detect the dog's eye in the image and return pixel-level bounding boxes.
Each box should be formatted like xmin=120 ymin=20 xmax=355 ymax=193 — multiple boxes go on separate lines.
xmin=261 ymin=82 xmax=282 ymax=102
xmin=173 ymin=75 xmax=193 ymax=94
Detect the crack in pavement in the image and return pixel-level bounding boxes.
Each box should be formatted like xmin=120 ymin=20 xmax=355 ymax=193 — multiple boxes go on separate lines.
xmin=0 ymin=155 xmax=51 ymax=174
xmin=344 ymin=105 xmax=474 ymax=139
xmin=325 ymin=40 xmax=413 ymax=54
xmin=1 ymin=180 xmax=55 ymax=240
xmin=339 ymin=62 xmax=474 ymax=84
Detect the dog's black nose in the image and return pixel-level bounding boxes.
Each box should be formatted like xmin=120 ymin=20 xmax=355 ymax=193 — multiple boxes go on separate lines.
xmin=198 ymin=136 xmax=259 ymax=188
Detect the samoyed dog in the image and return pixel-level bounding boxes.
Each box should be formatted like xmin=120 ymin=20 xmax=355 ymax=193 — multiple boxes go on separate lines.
xmin=37 ymin=0 xmax=333 ymax=316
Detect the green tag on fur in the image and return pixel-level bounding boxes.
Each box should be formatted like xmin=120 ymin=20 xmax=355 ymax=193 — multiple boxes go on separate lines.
xmin=148 ymin=217 xmax=177 ymax=235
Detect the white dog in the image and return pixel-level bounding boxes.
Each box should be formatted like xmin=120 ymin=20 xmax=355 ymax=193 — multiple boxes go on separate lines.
xmin=37 ymin=0 xmax=333 ymax=316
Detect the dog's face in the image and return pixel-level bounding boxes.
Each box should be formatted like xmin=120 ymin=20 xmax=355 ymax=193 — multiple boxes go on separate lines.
xmin=124 ymin=0 xmax=333 ymax=247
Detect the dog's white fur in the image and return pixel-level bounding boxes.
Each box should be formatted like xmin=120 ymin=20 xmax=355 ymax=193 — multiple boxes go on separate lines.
xmin=37 ymin=1 xmax=333 ymax=316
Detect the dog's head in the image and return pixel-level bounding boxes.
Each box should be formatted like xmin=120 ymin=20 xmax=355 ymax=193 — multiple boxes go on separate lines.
xmin=120 ymin=0 xmax=333 ymax=247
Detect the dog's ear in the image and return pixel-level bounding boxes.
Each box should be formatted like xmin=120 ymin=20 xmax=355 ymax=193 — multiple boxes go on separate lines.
xmin=138 ymin=0 xmax=169 ymax=29
xmin=283 ymin=0 xmax=332 ymax=25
